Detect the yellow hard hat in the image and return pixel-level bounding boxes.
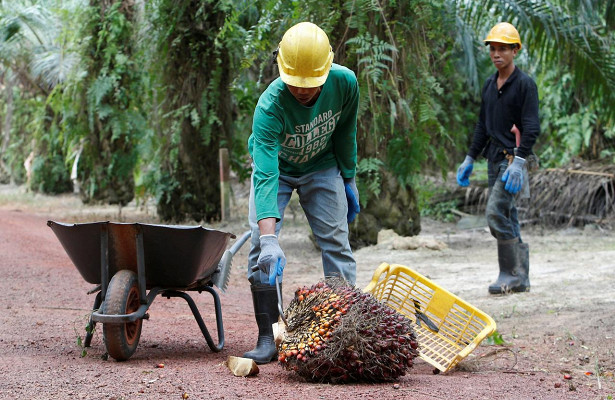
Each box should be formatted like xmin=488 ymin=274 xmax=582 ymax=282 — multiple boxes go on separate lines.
xmin=277 ymin=22 xmax=334 ymax=88
xmin=484 ymin=22 xmax=522 ymax=49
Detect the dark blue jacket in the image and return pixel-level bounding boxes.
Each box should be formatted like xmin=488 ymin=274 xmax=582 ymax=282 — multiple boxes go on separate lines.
xmin=468 ymin=66 xmax=540 ymax=162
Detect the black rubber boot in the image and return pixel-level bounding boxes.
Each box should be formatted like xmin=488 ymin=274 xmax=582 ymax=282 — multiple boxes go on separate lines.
xmin=488 ymin=238 xmax=529 ymax=294
xmin=243 ymin=284 xmax=280 ymax=364
xmin=517 ymin=242 xmax=530 ymax=291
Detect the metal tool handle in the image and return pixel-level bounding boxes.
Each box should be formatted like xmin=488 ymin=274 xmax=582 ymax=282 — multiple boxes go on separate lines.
xmin=275 ymin=275 xmax=288 ymax=325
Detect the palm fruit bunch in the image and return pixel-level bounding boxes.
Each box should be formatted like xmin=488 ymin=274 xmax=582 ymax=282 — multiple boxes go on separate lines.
xmin=277 ymin=278 xmax=419 ymax=383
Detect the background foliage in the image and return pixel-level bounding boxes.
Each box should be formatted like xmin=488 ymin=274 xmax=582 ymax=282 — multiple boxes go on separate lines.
xmin=0 ymin=0 xmax=613 ymax=225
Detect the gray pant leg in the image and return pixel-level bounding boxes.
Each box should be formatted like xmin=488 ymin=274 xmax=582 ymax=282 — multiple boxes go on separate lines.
xmin=297 ymin=167 xmax=356 ymax=285
xmin=486 ymin=160 xmax=521 ymax=241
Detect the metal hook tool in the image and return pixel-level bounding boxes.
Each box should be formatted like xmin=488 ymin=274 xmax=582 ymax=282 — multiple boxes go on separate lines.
xmin=413 ymin=299 xmax=439 ymax=332
xmin=275 ymin=274 xmax=288 ymax=325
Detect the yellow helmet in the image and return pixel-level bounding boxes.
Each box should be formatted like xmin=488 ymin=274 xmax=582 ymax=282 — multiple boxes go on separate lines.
xmin=277 ymin=22 xmax=334 ymax=88
xmin=484 ymin=22 xmax=522 ymax=49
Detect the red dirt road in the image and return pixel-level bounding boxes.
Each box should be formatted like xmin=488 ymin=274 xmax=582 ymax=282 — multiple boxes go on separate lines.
xmin=0 ymin=203 xmax=613 ymax=399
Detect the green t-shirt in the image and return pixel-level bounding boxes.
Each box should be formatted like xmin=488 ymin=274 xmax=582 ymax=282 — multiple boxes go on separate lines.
xmin=248 ymin=63 xmax=359 ymax=222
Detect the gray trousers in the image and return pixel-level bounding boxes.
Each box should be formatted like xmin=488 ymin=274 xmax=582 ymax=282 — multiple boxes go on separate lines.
xmin=486 ymin=159 xmax=522 ymax=241
xmin=247 ymin=166 xmax=356 ymax=285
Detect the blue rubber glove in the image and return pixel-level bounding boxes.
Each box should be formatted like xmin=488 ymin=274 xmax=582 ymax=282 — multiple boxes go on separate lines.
xmin=344 ymin=177 xmax=360 ymax=223
xmin=257 ymin=235 xmax=286 ymax=286
xmin=502 ymin=156 xmax=526 ymax=194
xmin=456 ymin=155 xmax=474 ymax=187
xmin=269 ymin=259 xmax=284 ymax=286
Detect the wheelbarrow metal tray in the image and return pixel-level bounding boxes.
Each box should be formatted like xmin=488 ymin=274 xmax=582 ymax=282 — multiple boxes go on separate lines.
xmin=47 ymin=221 xmax=234 ymax=288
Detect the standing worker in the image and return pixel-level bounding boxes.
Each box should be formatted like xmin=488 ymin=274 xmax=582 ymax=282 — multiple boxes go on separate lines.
xmin=244 ymin=22 xmax=360 ymax=364
xmin=456 ymin=22 xmax=540 ymax=295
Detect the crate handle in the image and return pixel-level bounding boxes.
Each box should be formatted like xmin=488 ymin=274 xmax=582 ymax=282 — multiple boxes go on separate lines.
xmin=363 ymin=262 xmax=391 ymax=293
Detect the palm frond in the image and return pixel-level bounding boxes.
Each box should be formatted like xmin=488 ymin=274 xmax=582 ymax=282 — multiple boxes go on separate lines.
xmin=1 ymin=0 xmax=85 ymax=90
xmin=452 ymin=12 xmax=481 ymax=94
xmin=0 ymin=2 xmax=57 ymax=46
xmin=29 ymin=46 xmax=80 ymax=87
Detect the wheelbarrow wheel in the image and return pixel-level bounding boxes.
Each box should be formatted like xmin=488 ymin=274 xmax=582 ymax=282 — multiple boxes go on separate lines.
xmin=102 ymin=269 xmax=142 ymax=361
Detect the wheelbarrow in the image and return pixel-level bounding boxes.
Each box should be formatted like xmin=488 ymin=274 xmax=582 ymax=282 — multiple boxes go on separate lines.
xmin=47 ymin=220 xmax=251 ymax=361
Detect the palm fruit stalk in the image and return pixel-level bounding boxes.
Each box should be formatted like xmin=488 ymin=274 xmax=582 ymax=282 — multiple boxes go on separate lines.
xmin=277 ymin=278 xmax=419 ymax=383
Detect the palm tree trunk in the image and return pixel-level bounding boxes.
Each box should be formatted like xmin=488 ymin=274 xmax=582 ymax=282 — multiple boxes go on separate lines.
xmin=77 ymin=0 xmax=140 ymax=205
xmin=154 ymin=0 xmax=232 ymax=222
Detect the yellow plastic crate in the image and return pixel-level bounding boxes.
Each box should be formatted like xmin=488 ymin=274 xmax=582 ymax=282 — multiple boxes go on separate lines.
xmin=364 ymin=263 xmax=496 ymax=373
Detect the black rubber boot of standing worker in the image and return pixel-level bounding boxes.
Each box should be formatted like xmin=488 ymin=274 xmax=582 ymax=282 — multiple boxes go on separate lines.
xmin=488 ymin=238 xmax=529 ymax=294
xmin=517 ymin=242 xmax=531 ymax=290
xmin=243 ymin=284 xmax=280 ymax=364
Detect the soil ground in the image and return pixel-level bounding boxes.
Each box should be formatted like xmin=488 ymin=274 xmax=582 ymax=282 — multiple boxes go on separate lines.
xmin=0 ymin=183 xmax=614 ymax=400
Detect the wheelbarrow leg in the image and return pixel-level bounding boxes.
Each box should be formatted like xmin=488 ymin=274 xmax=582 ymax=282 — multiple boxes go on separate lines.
xmin=84 ymin=291 xmax=102 ymax=348
xmin=163 ymin=287 xmax=225 ymax=352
